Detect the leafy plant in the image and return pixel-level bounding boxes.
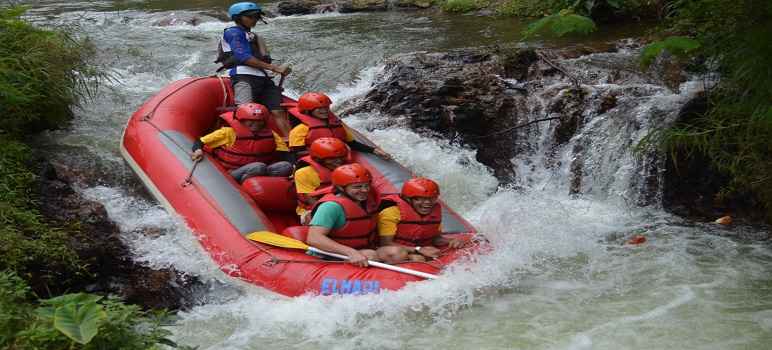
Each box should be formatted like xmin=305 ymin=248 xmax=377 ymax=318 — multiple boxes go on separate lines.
xmin=640 ymin=36 xmax=701 ymax=67
xmin=639 ymin=0 xmax=772 ymax=220
xmin=522 ymin=9 xmax=597 ymax=38
xmin=441 ymin=0 xmax=488 ymax=13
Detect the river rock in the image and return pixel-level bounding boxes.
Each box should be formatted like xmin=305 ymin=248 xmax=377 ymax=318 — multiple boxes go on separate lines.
xmin=36 ymin=159 xmax=200 ymax=310
xmin=337 ymin=0 xmax=388 ymax=13
xmin=345 ymin=47 xmax=541 ymax=181
xmin=661 ymin=95 xmax=769 ymax=224
xmin=346 ymin=39 xmax=710 ymax=210
xmin=394 ymin=0 xmax=434 ymax=9
xmin=277 ymin=0 xmax=322 ymax=15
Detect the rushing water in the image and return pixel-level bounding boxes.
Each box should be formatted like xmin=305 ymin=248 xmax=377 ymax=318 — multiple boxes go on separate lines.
xmin=22 ymin=1 xmax=772 ymax=349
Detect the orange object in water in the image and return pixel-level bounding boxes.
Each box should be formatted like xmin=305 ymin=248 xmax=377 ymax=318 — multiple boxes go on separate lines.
xmin=715 ymin=215 xmax=733 ymax=225
xmin=626 ymin=235 xmax=647 ymax=245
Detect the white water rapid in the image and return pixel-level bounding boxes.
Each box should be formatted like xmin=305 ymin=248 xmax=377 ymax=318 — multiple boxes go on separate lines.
xmin=24 ymin=2 xmax=772 ymax=349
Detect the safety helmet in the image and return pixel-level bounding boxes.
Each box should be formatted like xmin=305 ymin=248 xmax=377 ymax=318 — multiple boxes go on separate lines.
xmin=228 ymin=2 xmax=262 ymax=20
xmin=332 ymin=163 xmax=371 ymax=187
xmin=401 ymin=177 xmax=440 ymax=198
xmin=234 ymin=102 xmax=270 ymax=121
xmin=310 ymin=137 xmax=348 ymax=159
xmin=297 ymin=92 xmax=332 ymax=112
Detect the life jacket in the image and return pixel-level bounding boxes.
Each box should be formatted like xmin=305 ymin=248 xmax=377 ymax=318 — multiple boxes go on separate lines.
xmin=215 ymin=26 xmax=272 ymax=74
xmin=381 ymin=194 xmax=442 ymax=246
xmin=210 ymin=112 xmax=277 ymax=170
xmin=295 ymin=155 xmax=334 ymax=211
xmin=288 ymin=107 xmax=347 ymax=146
xmin=311 ymin=193 xmax=378 ymax=249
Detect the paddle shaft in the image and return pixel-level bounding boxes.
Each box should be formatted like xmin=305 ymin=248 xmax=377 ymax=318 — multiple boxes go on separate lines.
xmin=307 ymin=247 xmax=439 ymax=280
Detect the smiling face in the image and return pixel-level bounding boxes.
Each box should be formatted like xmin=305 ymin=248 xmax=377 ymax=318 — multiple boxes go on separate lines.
xmin=342 ymin=182 xmax=371 ymax=202
xmin=407 ymin=196 xmax=438 ymax=216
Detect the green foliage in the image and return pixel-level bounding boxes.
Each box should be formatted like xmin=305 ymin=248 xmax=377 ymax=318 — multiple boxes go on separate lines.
xmin=0 ymin=137 xmax=88 ymax=293
xmin=522 ymin=9 xmax=597 ymax=38
xmin=0 ymin=5 xmax=103 ymax=134
xmin=52 ymin=299 xmax=105 ymax=344
xmin=0 ymin=271 xmax=34 ymax=345
xmin=1 ymin=274 xmax=191 ymax=349
xmin=441 ymin=0 xmax=488 ymax=13
xmin=498 ymin=0 xmax=655 ymax=18
xmin=640 ymin=0 xmax=772 ymax=220
xmin=640 ymin=36 xmax=701 ymax=67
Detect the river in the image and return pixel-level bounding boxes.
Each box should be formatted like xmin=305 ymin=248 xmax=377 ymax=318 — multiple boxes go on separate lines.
xmin=21 ymin=0 xmax=772 ymax=349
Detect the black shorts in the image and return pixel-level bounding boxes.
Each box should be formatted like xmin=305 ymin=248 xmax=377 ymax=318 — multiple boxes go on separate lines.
xmin=231 ymin=74 xmax=282 ymax=110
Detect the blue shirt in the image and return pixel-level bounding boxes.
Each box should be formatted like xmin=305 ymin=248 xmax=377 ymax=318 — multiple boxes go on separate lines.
xmin=223 ymin=26 xmax=260 ymax=77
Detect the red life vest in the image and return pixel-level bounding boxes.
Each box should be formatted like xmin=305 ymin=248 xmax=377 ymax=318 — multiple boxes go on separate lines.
xmin=295 ymin=155 xmax=334 ymax=211
xmin=288 ymin=107 xmax=347 ymax=146
xmin=311 ymin=193 xmax=378 ymax=249
xmin=210 ymin=113 xmax=277 ymax=170
xmin=381 ymin=194 xmax=442 ymax=246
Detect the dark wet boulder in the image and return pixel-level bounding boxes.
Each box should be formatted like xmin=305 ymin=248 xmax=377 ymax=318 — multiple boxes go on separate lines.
xmin=277 ymin=0 xmax=322 ymax=15
xmin=394 ymin=0 xmax=434 ymax=9
xmin=345 ymin=47 xmax=540 ymax=182
xmin=36 ymin=159 xmax=200 ymax=310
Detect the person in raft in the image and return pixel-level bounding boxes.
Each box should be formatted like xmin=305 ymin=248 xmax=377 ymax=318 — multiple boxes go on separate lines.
xmin=306 ymin=163 xmax=403 ymax=267
xmin=294 ymin=137 xmax=350 ymax=224
xmin=288 ymin=92 xmax=390 ymax=159
xmin=377 ymin=177 xmax=467 ymax=263
xmin=217 ymin=2 xmax=292 ymax=135
xmin=191 ymin=102 xmax=292 ymax=183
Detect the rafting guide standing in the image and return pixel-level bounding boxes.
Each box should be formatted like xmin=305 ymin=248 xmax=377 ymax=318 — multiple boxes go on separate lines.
xmin=216 ymin=2 xmax=292 ymax=135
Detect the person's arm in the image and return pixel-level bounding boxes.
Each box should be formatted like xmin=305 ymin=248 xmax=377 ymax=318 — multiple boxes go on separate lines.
xmin=433 ymin=235 xmax=467 ymax=249
xmin=377 ymin=206 xmax=400 ymax=246
xmin=191 ymin=128 xmax=233 ymax=160
xmin=307 ymin=226 xmax=368 ymax=267
xmin=225 ymin=29 xmax=288 ymax=75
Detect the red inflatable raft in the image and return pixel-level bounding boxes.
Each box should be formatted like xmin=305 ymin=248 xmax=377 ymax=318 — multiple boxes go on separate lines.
xmin=120 ymin=76 xmax=480 ymax=297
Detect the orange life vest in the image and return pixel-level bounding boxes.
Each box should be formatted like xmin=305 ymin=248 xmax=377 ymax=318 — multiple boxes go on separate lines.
xmin=210 ymin=113 xmax=277 ymax=170
xmin=311 ymin=193 xmax=378 ymax=249
xmin=381 ymin=194 xmax=442 ymax=246
xmin=288 ymin=107 xmax=347 ymax=146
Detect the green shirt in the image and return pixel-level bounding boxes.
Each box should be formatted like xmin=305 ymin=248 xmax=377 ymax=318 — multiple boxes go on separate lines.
xmin=309 ymin=201 xmax=346 ymax=229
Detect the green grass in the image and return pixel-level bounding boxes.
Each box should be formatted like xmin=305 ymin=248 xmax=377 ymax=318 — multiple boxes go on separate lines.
xmin=0 ymin=6 xmax=104 ymax=134
xmin=441 ymin=0 xmax=489 ymax=13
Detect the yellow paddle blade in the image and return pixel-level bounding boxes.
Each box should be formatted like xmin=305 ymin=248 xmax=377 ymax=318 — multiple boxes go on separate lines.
xmin=246 ymin=231 xmax=309 ymax=250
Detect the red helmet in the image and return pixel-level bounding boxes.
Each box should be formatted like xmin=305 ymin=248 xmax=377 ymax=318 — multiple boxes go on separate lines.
xmin=235 ymin=102 xmax=270 ymax=121
xmin=402 ymin=177 xmax=440 ymax=198
xmin=332 ymin=163 xmax=371 ymax=187
xmin=297 ymin=92 xmax=332 ymax=112
xmin=310 ymin=137 xmax=348 ymax=159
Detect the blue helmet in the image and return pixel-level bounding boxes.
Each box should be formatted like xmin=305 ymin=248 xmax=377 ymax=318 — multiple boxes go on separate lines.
xmin=228 ymin=2 xmax=262 ymax=20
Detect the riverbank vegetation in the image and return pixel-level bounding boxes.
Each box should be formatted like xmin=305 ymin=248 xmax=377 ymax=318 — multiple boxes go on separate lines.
xmin=1 ymin=6 xmax=187 ymax=348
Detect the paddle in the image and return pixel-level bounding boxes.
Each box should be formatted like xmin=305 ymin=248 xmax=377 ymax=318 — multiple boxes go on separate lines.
xmin=246 ymin=231 xmax=439 ymax=280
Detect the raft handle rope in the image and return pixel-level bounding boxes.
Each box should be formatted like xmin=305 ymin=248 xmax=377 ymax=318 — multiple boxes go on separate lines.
xmin=140 ymin=76 xmax=227 ymax=187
